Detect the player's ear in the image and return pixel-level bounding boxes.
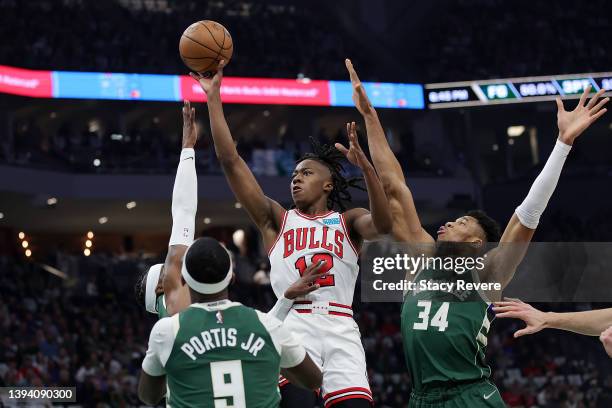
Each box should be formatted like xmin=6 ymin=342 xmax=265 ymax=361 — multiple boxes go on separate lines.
xmin=470 ymin=237 xmax=483 ymax=248
xmin=323 ymin=180 xmax=333 ymax=194
xmin=181 ymin=276 xmax=186 ymax=286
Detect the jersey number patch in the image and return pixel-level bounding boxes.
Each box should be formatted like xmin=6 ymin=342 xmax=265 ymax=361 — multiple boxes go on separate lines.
xmin=210 ymin=360 xmax=246 ymax=407
xmin=413 ymin=300 xmax=449 ymax=332
xmin=295 ymin=253 xmax=335 ymax=287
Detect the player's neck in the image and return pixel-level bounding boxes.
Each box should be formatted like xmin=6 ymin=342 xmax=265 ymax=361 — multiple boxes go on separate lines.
xmin=297 ymin=201 xmax=330 ymax=216
xmin=190 ymin=289 xmax=229 ymax=304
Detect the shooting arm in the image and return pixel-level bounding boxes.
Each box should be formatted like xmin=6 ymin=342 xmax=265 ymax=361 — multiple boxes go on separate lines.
xmin=206 ymin=92 xmax=284 ymax=241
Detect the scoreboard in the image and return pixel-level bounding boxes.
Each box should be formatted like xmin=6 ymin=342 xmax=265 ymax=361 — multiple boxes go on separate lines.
xmin=426 ymin=73 xmax=612 ymax=109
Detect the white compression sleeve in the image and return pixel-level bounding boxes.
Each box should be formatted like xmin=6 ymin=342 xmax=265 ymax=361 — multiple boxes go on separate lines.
xmin=267 ymin=296 xmax=294 ymax=322
xmin=169 ymin=148 xmax=198 ymax=246
xmin=515 ymin=140 xmax=572 ymax=229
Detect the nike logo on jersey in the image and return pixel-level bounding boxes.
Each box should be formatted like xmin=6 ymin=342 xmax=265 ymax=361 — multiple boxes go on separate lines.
xmin=182 ymin=156 xmax=194 ymax=161
xmin=483 ymin=390 xmax=497 ymax=400
xmin=216 ymin=311 xmax=223 ymax=324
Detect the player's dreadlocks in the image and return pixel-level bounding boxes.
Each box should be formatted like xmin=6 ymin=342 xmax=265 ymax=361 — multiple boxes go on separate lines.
xmin=295 ymin=137 xmax=365 ymax=212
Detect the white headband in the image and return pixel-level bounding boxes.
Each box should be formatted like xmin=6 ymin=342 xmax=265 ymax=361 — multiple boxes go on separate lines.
xmin=181 ymin=245 xmax=233 ymax=294
xmin=145 ymin=264 xmax=164 ymax=314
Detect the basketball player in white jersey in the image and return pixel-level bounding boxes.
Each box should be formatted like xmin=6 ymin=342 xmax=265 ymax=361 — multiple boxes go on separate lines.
xmin=137 ymin=101 xmax=330 ymax=321
xmin=191 ymin=61 xmax=393 ymax=407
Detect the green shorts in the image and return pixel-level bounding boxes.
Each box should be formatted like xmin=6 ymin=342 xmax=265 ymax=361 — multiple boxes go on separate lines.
xmin=409 ymin=379 xmax=505 ymax=408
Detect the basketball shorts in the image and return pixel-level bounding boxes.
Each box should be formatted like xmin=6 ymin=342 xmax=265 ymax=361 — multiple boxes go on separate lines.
xmin=279 ymin=302 xmax=372 ymax=407
xmin=409 ymin=379 xmax=505 ymax=408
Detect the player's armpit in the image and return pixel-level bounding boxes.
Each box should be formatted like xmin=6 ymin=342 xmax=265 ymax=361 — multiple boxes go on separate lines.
xmin=138 ymin=371 xmax=166 ymax=405
xmin=280 ymin=354 xmax=322 ymax=391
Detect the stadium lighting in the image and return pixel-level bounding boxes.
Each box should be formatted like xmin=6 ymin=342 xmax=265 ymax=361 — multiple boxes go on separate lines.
xmin=47 ymin=197 xmax=58 ymax=205
xmin=84 ymin=248 xmax=91 ymax=256
xmin=22 ymin=240 xmax=29 ymax=248
xmin=203 ymin=217 xmax=211 ymax=224
xmin=93 ymin=158 xmax=101 ymax=167
xmin=110 ymin=133 xmax=123 ymax=141
xmin=263 ymin=110 xmax=270 ymax=117
xmin=87 ymin=231 xmax=94 ymax=239
xmin=85 ymin=240 xmax=92 ymax=248
xmin=508 ymin=138 xmax=515 ymax=146
xmin=18 ymin=232 xmax=25 ymax=240
xmin=126 ymin=201 xmax=137 ymax=210
xmin=507 ymin=126 xmax=526 ymax=137
xmin=234 ymin=202 xmax=242 ymax=209
xmin=98 ymin=217 xmax=108 ymax=224
xmin=88 ymin=119 xmax=101 ymax=133
xmin=492 ymin=144 xmax=500 ymax=151
xmin=0 ymin=212 xmax=4 ymax=220
xmin=25 ymin=249 xmax=32 ymax=257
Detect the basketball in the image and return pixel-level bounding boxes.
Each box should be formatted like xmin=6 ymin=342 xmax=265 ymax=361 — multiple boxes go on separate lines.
xmin=179 ymin=20 xmax=233 ymax=75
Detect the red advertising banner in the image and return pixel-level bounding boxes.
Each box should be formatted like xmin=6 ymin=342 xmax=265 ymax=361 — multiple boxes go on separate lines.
xmin=179 ymin=75 xmax=330 ymax=105
xmin=0 ymin=65 xmax=53 ymax=97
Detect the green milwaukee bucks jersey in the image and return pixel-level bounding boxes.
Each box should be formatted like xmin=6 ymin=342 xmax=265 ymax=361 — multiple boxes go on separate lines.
xmin=156 ymin=294 xmax=168 ymax=319
xmin=144 ymin=300 xmax=290 ymax=408
xmin=401 ymin=267 xmax=493 ymax=391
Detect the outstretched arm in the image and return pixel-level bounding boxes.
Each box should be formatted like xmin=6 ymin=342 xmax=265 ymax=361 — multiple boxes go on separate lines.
xmin=163 ymin=101 xmax=199 ymax=316
xmin=346 ymin=59 xmax=433 ymax=244
xmin=190 ymin=62 xmax=284 ymax=249
xmin=484 ymin=87 xmax=609 ymax=288
xmin=335 ymin=122 xmax=392 ymax=241
xmin=494 ymin=299 xmax=612 ymax=338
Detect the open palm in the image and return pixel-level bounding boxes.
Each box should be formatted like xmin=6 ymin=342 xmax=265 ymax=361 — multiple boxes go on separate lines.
xmin=557 ymin=86 xmax=609 ymax=144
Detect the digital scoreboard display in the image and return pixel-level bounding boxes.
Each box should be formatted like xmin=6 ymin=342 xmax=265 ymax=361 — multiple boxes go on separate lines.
xmin=426 ymin=73 xmax=612 ymax=108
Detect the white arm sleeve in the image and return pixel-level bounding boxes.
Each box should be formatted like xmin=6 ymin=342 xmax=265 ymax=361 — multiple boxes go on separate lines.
xmin=142 ymin=316 xmax=179 ymax=376
xmin=169 ymin=148 xmax=198 ymax=246
xmin=267 ymin=296 xmax=294 ymax=322
xmin=256 ymin=310 xmax=306 ymax=368
xmin=515 ymin=140 xmax=572 ymax=229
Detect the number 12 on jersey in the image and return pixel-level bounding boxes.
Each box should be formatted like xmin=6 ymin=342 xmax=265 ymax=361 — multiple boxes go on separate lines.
xmin=413 ymin=300 xmax=449 ymax=332
xmin=294 ymin=253 xmax=335 ymax=287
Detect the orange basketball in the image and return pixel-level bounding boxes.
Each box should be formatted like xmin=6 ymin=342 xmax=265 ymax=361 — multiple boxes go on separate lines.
xmin=179 ymin=20 xmax=233 ymax=75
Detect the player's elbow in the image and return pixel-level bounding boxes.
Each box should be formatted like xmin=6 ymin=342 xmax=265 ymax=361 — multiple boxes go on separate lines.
xmin=216 ymin=151 xmax=240 ymax=168
xmin=138 ymin=382 xmax=162 ymax=406
xmin=380 ymin=175 xmax=400 ymax=197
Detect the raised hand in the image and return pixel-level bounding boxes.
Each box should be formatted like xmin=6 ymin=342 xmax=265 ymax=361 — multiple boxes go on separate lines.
xmin=345 ymin=59 xmax=374 ymax=116
xmin=182 ymin=100 xmax=198 ymax=148
xmin=492 ymin=298 xmax=548 ymax=338
xmin=335 ymin=122 xmax=371 ymax=170
xmin=189 ymin=60 xmax=226 ymax=97
xmin=557 ymin=86 xmax=609 ymax=145
xmin=284 ymin=260 xmax=326 ymax=300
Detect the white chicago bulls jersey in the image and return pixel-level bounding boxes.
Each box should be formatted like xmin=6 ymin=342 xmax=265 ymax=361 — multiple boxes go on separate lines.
xmin=268 ymin=209 xmax=359 ymax=306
